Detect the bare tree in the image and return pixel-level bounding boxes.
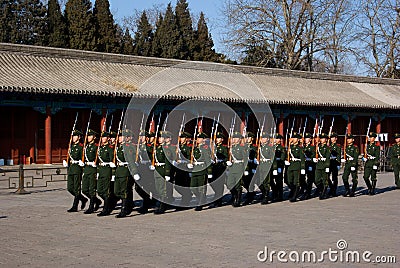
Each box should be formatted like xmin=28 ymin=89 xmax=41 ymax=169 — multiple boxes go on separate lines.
xmin=354 ymin=0 xmax=400 ymax=78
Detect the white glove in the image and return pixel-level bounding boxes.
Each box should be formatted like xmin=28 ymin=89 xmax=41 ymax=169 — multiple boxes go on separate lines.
xmin=172 ymin=160 xmax=178 ymax=167
xmin=253 ymin=159 xmax=259 ymax=165
xmin=273 ymin=170 xmax=278 ymax=176
xmin=111 ymin=175 xmax=115 ymax=181
xmin=348 ymin=156 xmax=354 ymax=161
xmin=208 ymin=174 xmax=213 ymax=179
xmin=78 ymin=160 xmax=84 ymax=167
xmin=165 ymin=176 xmax=170 ymax=181
xmin=350 ymin=166 xmax=356 ymax=171
xmin=369 ymin=156 xmax=376 ymax=160
xmin=252 ymin=169 xmax=257 ymax=174
xmin=325 ymin=167 xmax=330 ymax=173
xmin=109 ymin=162 xmax=116 ymax=168
xmin=90 ymin=162 xmax=96 ymax=167
xmin=362 ymin=157 xmax=366 ymax=162
xmin=373 ymin=165 xmax=378 ymax=170
xmin=62 ymin=160 xmax=68 ymax=167
xmin=226 ymin=161 xmax=232 ymax=167
xmin=301 ymin=169 xmax=305 ymax=175
xmin=330 ymin=156 xmax=336 ymax=160
xmin=244 ymin=171 xmax=249 ymax=176
xmin=313 ymin=158 xmax=318 ymax=163
xmin=149 ymin=165 xmax=155 ymax=171
xmin=277 ymin=168 xmax=282 ymax=174
xmin=341 ymin=159 xmax=346 ymax=163
xmin=187 ymin=163 xmax=194 ymax=169
xmin=320 ymin=158 xmax=326 ymax=161
xmin=133 ymin=174 xmax=140 ymax=181
xmin=285 ymin=160 xmax=290 ymax=166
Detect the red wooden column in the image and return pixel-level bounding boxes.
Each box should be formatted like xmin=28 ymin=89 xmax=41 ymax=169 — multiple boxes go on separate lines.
xmin=45 ymin=107 xmax=52 ymax=164
xmin=347 ymin=118 xmax=352 ymax=134
xmin=100 ymin=109 xmax=107 ymax=133
xmin=278 ymin=113 xmax=284 ymax=137
xmin=376 ymin=117 xmax=381 ymax=146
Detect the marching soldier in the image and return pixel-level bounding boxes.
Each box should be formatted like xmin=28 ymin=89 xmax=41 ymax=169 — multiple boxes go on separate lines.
xmin=209 ymin=132 xmax=228 ymax=208
xmin=108 ymin=130 xmax=119 ymax=211
xmin=270 ymin=133 xmax=286 ymax=202
xmin=363 ymin=132 xmax=380 ymax=195
xmin=135 ymin=131 xmax=155 ymax=214
xmin=188 ymin=132 xmax=213 ymax=211
xmin=97 ymin=131 xmax=116 ymax=216
xmin=389 ymin=133 xmax=400 ymax=189
xmin=242 ymin=132 xmax=258 ymax=205
xmin=314 ymin=133 xmax=331 ymax=199
xmin=285 ymin=132 xmax=306 ymax=202
xmin=114 ymin=129 xmax=140 ymax=218
xmin=65 ymin=130 xmax=88 ymax=212
xmin=302 ymin=133 xmax=316 ymax=199
xmin=174 ymin=131 xmax=193 ymax=208
xmin=163 ymin=131 xmax=177 ymax=204
xmin=226 ymin=132 xmax=248 ymax=207
xmin=341 ymin=133 xmax=360 ymax=197
xmin=82 ymin=129 xmax=102 ymax=214
xmin=152 ymin=131 xmax=173 ymax=214
xmin=258 ymin=132 xmax=274 ymax=205
xmin=328 ymin=132 xmax=341 ymax=197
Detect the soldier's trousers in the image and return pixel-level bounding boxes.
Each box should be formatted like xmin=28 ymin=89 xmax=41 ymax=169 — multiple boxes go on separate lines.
xmin=329 ymin=164 xmax=340 ymax=188
xmin=259 ymin=171 xmax=271 ymax=193
xmin=315 ymin=168 xmax=329 ymax=187
xmin=305 ymin=165 xmax=316 ymax=194
xmin=174 ymin=168 xmax=192 ymax=204
xmin=114 ymin=169 xmax=133 ymax=200
xmin=287 ymin=169 xmax=300 ymax=187
xmin=82 ymin=166 xmax=97 ymax=198
xmin=67 ymin=164 xmax=82 ymax=197
xmin=363 ymin=166 xmax=377 ymax=182
xmin=342 ymin=165 xmax=358 ymax=184
xmin=190 ymin=173 xmax=207 ymax=204
xmin=97 ymin=166 xmax=112 ymax=201
xmin=154 ymin=166 xmax=169 ymax=202
xmin=270 ymin=173 xmax=284 ymax=200
xmin=226 ymin=172 xmax=243 ymax=192
xmin=242 ymin=173 xmax=254 ymax=192
xmin=210 ymin=165 xmax=226 ymax=201
xmin=394 ymin=164 xmax=400 ymax=187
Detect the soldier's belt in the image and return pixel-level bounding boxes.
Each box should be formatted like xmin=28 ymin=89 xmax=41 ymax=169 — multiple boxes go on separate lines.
xmin=118 ymin=162 xmax=129 ymax=166
xmin=290 ymin=158 xmax=301 ymax=162
xmin=194 ymin=162 xmax=205 ymax=165
xmin=70 ymin=160 xmax=80 ymax=164
xmin=233 ymin=160 xmax=244 ymax=163
xmin=260 ymin=159 xmax=271 ymax=162
xmin=216 ymin=159 xmax=225 ymax=163
xmin=85 ymin=162 xmax=96 ymax=166
xmin=99 ymin=162 xmax=112 ymax=167
xmin=140 ymin=160 xmax=151 ymax=164
xmin=155 ymin=163 xmax=166 ymax=166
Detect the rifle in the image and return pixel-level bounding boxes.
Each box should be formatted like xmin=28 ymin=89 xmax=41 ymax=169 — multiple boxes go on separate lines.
xmin=149 ymin=113 xmax=154 ymax=133
xmin=175 ymin=113 xmax=186 ymax=161
xmin=286 ymin=117 xmax=296 ymax=161
xmin=108 ymin=114 xmax=114 ymax=133
xmin=343 ymin=125 xmax=348 ymax=160
xmin=135 ymin=113 xmax=145 ymax=163
xmin=327 ymin=116 xmax=335 ymax=146
xmin=190 ymin=115 xmax=200 ymax=165
xmin=228 ymin=114 xmax=236 ymax=162
xmin=94 ymin=110 xmax=108 ymax=164
xmin=113 ymin=109 xmax=125 ymax=164
xmin=162 ymin=113 xmax=169 ymax=131
xmin=151 ymin=114 xmax=162 ymax=167
xmin=257 ymin=115 xmax=266 ymax=162
xmin=312 ymin=117 xmax=318 ymax=146
xmin=211 ymin=113 xmax=220 ymax=160
xmin=364 ymin=118 xmax=372 ymax=158
xmin=298 ymin=117 xmax=303 ymax=133
xmin=81 ymin=110 xmax=92 ymax=162
xmin=302 ymin=117 xmax=308 ymax=143
xmin=66 ymin=112 xmax=79 ymax=165
xmin=285 ymin=119 xmax=290 ymax=150
xmin=318 ymin=116 xmax=324 ymax=136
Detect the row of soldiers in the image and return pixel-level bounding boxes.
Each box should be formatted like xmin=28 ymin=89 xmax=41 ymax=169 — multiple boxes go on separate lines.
xmin=65 ymin=126 xmax=400 ymax=218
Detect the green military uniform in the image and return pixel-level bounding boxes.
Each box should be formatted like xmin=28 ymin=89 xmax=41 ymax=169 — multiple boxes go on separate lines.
xmin=286 ymin=133 xmax=306 ymax=202
xmin=328 ymin=133 xmax=341 ymax=197
xmin=136 ymin=131 xmax=155 ymax=214
xmin=174 ymin=132 xmax=193 ymax=207
xmin=258 ymin=133 xmax=274 ymax=205
xmin=342 ymin=134 xmax=360 ymax=197
xmin=163 ymin=131 xmax=177 ymax=204
xmin=271 ymin=134 xmax=286 ymax=202
xmin=152 ymin=132 xmax=172 ymax=214
xmin=226 ymin=132 xmax=248 ymax=207
xmin=363 ymin=132 xmax=380 ymax=195
xmin=315 ymin=133 xmax=331 ymax=199
xmin=66 ymin=129 xmax=88 ymax=212
xmin=242 ymin=132 xmax=257 ymax=205
xmin=114 ymin=130 xmax=138 ymax=218
xmin=97 ymin=132 xmax=115 ymax=216
xmin=389 ymin=133 xmax=400 ymax=189
xmin=302 ymin=133 xmax=316 ymax=199
xmin=209 ymin=132 xmax=228 ymax=208
xmin=190 ymin=132 xmax=212 ymax=211
xmin=82 ymin=129 xmax=101 ymax=214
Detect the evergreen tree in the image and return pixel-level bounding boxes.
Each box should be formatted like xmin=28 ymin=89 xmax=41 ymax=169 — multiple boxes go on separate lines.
xmin=133 ymin=11 xmax=153 ymax=56
xmin=64 ymin=0 xmax=96 ymax=50
xmin=175 ymin=0 xmax=193 ymax=60
xmin=47 ymin=0 xmax=67 ymax=48
xmin=158 ymin=3 xmax=180 ymax=59
xmin=151 ymin=13 xmax=164 ymax=57
xmin=193 ymin=12 xmax=218 ymax=62
xmin=93 ymin=0 xmax=118 ymax=53
xmin=0 ymin=1 xmax=12 ymax=42
xmin=120 ymin=27 xmax=134 ymax=55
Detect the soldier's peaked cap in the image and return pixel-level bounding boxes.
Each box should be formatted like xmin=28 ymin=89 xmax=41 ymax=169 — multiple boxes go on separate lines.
xmin=87 ymin=129 xmax=98 ymax=136
xmin=346 ymin=133 xmax=354 ymax=139
xmin=232 ymin=132 xmax=243 ymax=138
xmin=73 ymin=129 xmax=83 ymax=136
xmin=369 ymin=132 xmax=377 ymax=138
xmin=197 ymin=132 xmax=208 ymax=138
xmin=394 ymin=133 xmax=400 ymax=138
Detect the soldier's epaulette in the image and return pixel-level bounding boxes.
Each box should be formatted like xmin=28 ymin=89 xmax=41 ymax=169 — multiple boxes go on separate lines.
xmin=164 ymin=145 xmax=169 ymax=149
xmin=240 ymin=144 xmax=245 ymax=147
xmin=109 ymin=145 xmax=114 ymax=149
xmin=222 ymin=144 xmax=228 ymax=147
xmin=187 ymin=143 xmax=193 ymax=147
xmin=336 ymin=144 xmax=341 ymax=147
xmin=203 ymin=145 xmax=209 ymax=149
xmin=79 ymin=143 xmax=84 ymax=147
xmin=354 ymin=145 xmax=358 ymax=147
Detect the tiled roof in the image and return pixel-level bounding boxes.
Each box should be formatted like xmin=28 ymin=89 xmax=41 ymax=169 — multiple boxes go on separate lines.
xmin=0 ymin=43 xmax=399 ymax=109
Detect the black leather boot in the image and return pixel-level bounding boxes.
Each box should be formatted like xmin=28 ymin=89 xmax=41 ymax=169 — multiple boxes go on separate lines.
xmin=343 ymin=182 xmax=350 ymax=197
xmin=154 ymin=202 xmax=166 ymax=214
xmin=319 ymin=186 xmax=328 ymax=200
xmin=116 ymin=199 xmax=128 ymax=218
xmin=233 ymin=189 xmax=242 ymax=207
xmin=364 ymin=179 xmax=372 ymax=195
xmin=67 ymin=196 xmax=79 ymax=212
xmin=371 ymin=180 xmax=376 ymax=195
xmin=290 ymin=186 xmax=300 ymax=202
xmin=349 ymin=182 xmax=358 ymax=197
xmin=242 ymin=191 xmax=255 ymax=206
xmin=79 ymin=194 xmax=88 ymax=210
xmin=94 ymin=196 xmax=102 ymax=211
xmin=97 ymin=198 xmax=111 ymax=216
xmin=84 ymin=197 xmax=95 ymax=214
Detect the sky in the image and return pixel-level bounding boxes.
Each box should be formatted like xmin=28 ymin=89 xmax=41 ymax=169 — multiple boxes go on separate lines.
xmin=104 ymin=0 xmax=227 ymax=54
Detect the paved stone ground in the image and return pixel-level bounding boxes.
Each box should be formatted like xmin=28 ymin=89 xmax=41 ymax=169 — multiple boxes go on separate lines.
xmin=0 ymin=172 xmax=398 ymax=267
